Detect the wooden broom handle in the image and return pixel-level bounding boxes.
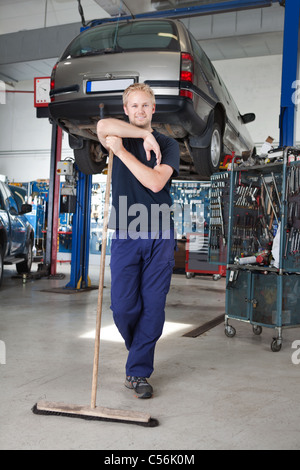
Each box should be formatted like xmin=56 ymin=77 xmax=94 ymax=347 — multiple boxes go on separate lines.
xmin=91 ymin=149 xmax=114 ymax=409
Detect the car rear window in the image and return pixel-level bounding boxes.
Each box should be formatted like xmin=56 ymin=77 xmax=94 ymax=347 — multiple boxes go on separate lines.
xmin=61 ymin=20 xmax=180 ymax=59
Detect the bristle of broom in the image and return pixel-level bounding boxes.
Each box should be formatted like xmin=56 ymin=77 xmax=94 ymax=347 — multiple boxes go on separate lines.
xmin=32 ymin=403 xmax=159 ymax=427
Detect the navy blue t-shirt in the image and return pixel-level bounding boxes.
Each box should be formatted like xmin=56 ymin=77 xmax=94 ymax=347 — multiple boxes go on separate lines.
xmin=108 ymin=129 xmax=179 ymax=233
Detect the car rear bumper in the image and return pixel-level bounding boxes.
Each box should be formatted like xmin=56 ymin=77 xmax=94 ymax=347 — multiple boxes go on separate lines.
xmin=49 ymin=95 xmax=206 ymax=137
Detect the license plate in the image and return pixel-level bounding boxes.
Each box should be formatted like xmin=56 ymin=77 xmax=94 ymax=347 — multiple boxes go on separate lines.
xmin=86 ymin=78 xmax=134 ymax=93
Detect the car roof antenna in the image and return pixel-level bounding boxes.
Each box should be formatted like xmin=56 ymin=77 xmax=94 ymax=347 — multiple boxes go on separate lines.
xmin=77 ymin=0 xmax=86 ymax=28
xmin=122 ymin=0 xmax=135 ymax=19
xmin=112 ymin=1 xmax=135 ymax=49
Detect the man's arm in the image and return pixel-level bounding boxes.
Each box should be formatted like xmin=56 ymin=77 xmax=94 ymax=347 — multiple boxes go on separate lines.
xmin=105 ymin=135 xmax=173 ymax=193
xmin=97 ymin=118 xmax=161 ymax=163
xmin=97 ymin=118 xmax=173 ymax=193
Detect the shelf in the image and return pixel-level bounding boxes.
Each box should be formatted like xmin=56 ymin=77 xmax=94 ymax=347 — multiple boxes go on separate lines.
xmin=231 ymin=161 xmax=284 ymax=174
xmin=227 ymin=264 xmax=279 ymax=273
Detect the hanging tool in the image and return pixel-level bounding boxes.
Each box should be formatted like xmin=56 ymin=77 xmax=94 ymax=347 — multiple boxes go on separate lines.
xmin=258 ymin=184 xmax=271 ymax=241
xmin=261 ymin=174 xmax=279 ymax=224
xmin=218 ymin=195 xmax=226 ymax=246
xmin=271 ymin=172 xmax=281 ymax=209
xmin=32 ymin=106 xmax=158 ymax=427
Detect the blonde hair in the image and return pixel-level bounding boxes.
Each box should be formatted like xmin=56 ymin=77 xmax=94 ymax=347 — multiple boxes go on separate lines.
xmin=123 ymin=83 xmax=156 ymax=107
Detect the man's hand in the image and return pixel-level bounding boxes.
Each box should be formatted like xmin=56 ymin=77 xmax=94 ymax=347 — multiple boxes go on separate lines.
xmin=143 ymin=133 xmax=162 ymax=166
xmin=105 ymin=135 xmax=124 ymax=156
xmin=105 ymin=132 xmax=162 ymax=167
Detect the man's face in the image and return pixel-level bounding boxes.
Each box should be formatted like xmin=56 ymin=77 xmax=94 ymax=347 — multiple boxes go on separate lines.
xmin=124 ymin=91 xmax=155 ymax=130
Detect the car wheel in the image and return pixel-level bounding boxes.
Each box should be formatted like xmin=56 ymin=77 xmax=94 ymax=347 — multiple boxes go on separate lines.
xmin=0 ymin=245 xmax=3 ymax=287
xmin=192 ymin=122 xmax=223 ymax=178
xmin=16 ymin=240 xmax=33 ymax=274
xmin=74 ymin=139 xmax=107 ymax=175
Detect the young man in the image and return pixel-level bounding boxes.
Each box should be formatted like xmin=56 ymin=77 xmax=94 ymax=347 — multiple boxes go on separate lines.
xmin=97 ymin=83 xmax=179 ymax=398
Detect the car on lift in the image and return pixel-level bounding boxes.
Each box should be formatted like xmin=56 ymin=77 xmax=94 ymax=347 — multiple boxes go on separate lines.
xmin=49 ymin=18 xmax=255 ymax=179
xmin=0 ymin=181 xmax=34 ymax=287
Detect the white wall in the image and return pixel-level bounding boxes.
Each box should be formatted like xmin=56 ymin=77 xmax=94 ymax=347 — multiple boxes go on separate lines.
xmin=0 ymin=54 xmax=298 ymax=182
xmin=0 ymin=80 xmax=72 ymax=182
xmin=213 ymin=54 xmax=295 ymax=149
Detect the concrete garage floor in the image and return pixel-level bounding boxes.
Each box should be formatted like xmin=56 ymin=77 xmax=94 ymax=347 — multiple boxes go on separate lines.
xmin=1 ymin=261 xmax=300 ymax=450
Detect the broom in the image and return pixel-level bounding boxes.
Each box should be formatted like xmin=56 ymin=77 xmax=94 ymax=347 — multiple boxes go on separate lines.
xmin=32 ymin=116 xmax=158 ymax=427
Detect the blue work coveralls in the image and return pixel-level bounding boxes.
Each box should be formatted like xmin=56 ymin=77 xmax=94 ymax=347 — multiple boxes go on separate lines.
xmin=108 ymin=130 xmax=180 ymax=378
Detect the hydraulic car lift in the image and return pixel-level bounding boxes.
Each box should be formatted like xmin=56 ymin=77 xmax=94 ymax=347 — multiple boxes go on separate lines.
xmin=36 ymin=117 xmax=92 ymax=290
xmin=38 ymin=0 xmax=298 ymax=290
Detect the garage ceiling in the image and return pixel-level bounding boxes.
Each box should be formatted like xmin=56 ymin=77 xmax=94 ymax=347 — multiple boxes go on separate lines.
xmin=0 ymin=0 xmax=285 ymax=83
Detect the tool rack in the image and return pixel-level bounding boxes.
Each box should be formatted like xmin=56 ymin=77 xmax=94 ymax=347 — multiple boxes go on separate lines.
xmin=224 ymin=147 xmax=300 ymax=351
xmin=208 ymin=172 xmax=230 ymax=271
xmin=171 ymin=180 xmax=224 ymax=277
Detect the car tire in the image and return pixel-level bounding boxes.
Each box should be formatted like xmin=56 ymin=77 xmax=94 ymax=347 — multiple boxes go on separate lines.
xmin=0 ymin=245 xmax=3 ymax=287
xmin=74 ymin=139 xmax=107 ymax=175
xmin=16 ymin=240 xmax=33 ymax=274
xmin=192 ymin=122 xmax=223 ymax=178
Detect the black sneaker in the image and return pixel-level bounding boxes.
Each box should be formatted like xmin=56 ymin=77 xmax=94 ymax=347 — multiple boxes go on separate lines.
xmin=125 ymin=376 xmax=153 ymax=399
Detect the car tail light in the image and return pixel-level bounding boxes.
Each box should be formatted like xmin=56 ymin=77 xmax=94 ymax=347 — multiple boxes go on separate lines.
xmin=180 ymin=52 xmax=194 ymax=82
xmin=180 ymin=52 xmax=194 ymax=99
xmin=180 ymin=89 xmax=193 ymax=99
xmin=50 ymin=63 xmax=58 ymax=102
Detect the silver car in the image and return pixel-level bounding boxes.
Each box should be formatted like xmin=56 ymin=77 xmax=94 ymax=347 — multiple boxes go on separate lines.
xmin=49 ymin=18 xmax=255 ymax=178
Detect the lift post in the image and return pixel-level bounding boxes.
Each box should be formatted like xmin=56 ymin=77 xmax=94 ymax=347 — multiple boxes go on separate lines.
xmin=45 ymin=123 xmax=62 ymax=276
xmin=65 ymin=169 xmax=92 ymax=290
xmin=279 ymin=0 xmax=300 ymax=146
xmin=40 ymin=113 xmax=93 ymax=289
